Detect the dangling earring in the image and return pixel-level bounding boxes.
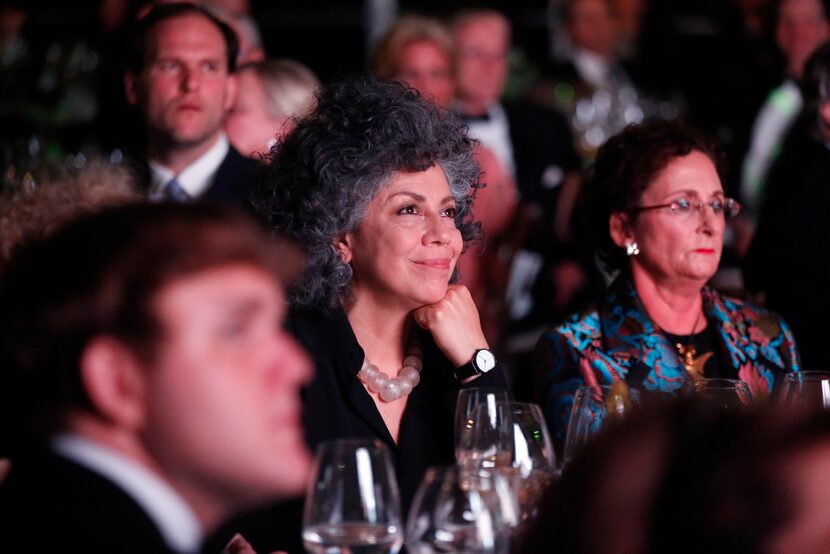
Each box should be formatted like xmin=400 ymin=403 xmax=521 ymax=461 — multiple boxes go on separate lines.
xmin=626 ymin=242 xmax=640 ymax=256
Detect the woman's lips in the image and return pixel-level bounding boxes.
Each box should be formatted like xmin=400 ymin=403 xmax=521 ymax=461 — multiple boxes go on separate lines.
xmin=693 ymin=248 xmax=716 ymax=254
xmin=415 ymin=259 xmax=451 ymax=270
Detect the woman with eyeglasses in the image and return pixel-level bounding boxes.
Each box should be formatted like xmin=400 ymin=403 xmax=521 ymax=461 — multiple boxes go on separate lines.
xmin=533 ymin=120 xmax=800 ymax=439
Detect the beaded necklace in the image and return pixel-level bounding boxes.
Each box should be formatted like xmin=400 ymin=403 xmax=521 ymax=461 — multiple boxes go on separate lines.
xmin=358 ymin=345 xmax=424 ymax=402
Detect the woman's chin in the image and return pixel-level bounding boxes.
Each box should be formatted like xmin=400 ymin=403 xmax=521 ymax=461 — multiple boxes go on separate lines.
xmin=404 ymin=288 xmax=449 ymax=311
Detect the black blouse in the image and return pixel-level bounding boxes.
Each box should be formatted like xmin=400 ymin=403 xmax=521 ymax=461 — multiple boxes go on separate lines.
xmin=205 ymin=307 xmax=510 ymax=554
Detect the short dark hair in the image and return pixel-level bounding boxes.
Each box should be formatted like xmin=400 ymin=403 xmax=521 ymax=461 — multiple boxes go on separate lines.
xmin=560 ymin=0 xmax=616 ymax=22
xmin=579 ymin=120 xmax=726 ymax=272
xmin=127 ymin=2 xmax=240 ymax=74
xmin=0 ymin=202 xmax=298 ymax=454
xmin=251 ymin=75 xmax=482 ymax=312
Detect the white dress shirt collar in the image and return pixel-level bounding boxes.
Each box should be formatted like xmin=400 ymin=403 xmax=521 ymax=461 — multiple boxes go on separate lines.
xmin=52 ymin=433 xmax=203 ymax=554
xmin=572 ymin=47 xmax=611 ymax=90
xmin=149 ymin=134 xmax=230 ymax=200
xmin=459 ymin=102 xmax=517 ymax=178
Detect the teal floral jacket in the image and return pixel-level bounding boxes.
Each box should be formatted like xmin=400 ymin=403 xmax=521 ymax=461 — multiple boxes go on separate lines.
xmin=533 ymin=278 xmax=801 ymax=439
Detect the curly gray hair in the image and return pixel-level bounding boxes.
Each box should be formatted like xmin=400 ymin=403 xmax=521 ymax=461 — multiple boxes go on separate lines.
xmin=252 ymin=75 xmax=482 ymax=312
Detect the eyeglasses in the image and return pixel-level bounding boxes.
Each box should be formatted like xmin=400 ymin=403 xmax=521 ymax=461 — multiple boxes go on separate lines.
xmin=631 ymin=197 xmax=742 ymax=219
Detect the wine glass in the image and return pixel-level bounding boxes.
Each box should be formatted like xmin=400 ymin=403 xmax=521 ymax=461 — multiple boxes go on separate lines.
xmin=778 ymin=371 xmax=830 ymax=412
xmin=691 ymin=378 xmax=754 ymax=411
xmin=302 ymin=439 xmax=403 ymax=554
xmin=454 ymin=388 xmax=511 ymax=470
xmin=406 ymin=465 xmax=514 ymax=554
xmin=505 ymin=402 xmax=557 ymax=475
xmin=500 ymin=402 xmax=557 ymax=524
xmin=562 ymin=383 xmax=640 ymax=468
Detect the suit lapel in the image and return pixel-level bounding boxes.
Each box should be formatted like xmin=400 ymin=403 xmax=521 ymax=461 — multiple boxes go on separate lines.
xmin=598 ymin=279 xmax=664 ymax=385
xmin=704 ymin=288 xmax=746 ymax=374
xmin=704 ymin=289 xmax=788 ymax=376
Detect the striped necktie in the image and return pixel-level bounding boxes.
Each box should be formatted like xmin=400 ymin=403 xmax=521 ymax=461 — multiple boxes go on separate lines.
xmin=163 ymin=177 xmax=190 ymax=203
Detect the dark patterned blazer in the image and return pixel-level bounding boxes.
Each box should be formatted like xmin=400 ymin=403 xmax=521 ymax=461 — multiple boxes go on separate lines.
xmin=533 ymin=277 xmax=801 ymax=439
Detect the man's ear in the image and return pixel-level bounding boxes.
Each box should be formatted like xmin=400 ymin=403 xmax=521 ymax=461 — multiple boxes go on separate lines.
xmin=79 ymin=337 xmax=147 ymax=429
xmin=333 ymin=232 xmax=354 ymax=264
xmin=609 ymin=211 xmax=635 ymax=249
xmin=124 ymin=71 xmax=139 ymax=106
xmin=223 ymin=72 xmax=238 ymax=113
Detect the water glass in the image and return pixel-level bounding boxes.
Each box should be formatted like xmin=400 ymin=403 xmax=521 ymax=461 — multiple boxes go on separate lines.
xmin=455 ymin=388 xmax=511 ymax=470
xmin=406 ymin=466 xmax=514 ymax=554
xmin=691 ymin=378 xmax=754 ymax=412
xmin=500 ymin=402 xmax=556 ymax=523
xmin=562 ymin=383 xmax=639 ymax=468
xmin=302 ymin=439 xmax=403 ymax=554
xmin=778 ymin=371 xmax=830 ymax=412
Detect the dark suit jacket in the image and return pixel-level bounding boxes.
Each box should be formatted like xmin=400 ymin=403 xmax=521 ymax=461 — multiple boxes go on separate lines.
xmin=0 ymin=449 xmax=175 ymax=553
xmin=744 ymin=126 xmax=830 ymax=369
xmin=206 ymin=307 xmax=510 ymax=554
xmin=503 ymin=101 xmax=581 ymax=210
xmin=134 ymin=146 xmax=256 ymax=207
xmin=200 ymin=146 xmax=257 ymax=206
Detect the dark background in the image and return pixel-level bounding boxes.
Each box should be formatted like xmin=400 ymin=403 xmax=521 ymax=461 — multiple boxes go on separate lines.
xmin=1 ymin=0 xmax=784 ymax=195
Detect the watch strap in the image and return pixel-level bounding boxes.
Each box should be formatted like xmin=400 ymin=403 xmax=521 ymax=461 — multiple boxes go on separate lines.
xmin=453 ymin=361 xmax=479 ymax=382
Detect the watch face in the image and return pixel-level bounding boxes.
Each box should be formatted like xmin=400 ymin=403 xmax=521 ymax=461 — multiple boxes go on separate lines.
xmin=475 ymin=349 xmax=496 ymax=372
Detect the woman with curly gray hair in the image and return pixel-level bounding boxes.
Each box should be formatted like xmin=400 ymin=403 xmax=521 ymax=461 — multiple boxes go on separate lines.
xmin=248 ymin=75 xmax=509 ymax=546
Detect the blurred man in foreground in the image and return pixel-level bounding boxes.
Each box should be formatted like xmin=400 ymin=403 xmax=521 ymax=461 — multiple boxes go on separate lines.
xmin=0 ymin=202 xmax=311 ymax=552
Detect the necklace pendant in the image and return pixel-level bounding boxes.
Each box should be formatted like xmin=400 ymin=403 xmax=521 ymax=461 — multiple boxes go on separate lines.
xmin=676 ymin=342 xmax=712 ymax=380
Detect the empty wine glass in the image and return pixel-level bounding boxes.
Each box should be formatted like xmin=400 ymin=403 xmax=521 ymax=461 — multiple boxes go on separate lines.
xmin=499 ymin=402 xmax=556 ymax=524
xmin=778 ymin=371 xmax=830 ymax=412
xmin=563 ymin=383 xmax=640 ymax=468
xmin=302 ymin=439 xmax=403 ymax=554
xmin=506 ymin=402 xmax=557 ymax=475
xmin=691 ymin=378 xmax=754 ymax=411
xmin=406 ymin=465 xmax=514 ymax=554
xmin=455 ymin=388 xmax=511 ymax=470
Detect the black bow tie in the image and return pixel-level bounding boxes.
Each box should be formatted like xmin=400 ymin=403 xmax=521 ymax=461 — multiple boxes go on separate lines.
xmin=459 ymin=111 xmax=491 ymax=123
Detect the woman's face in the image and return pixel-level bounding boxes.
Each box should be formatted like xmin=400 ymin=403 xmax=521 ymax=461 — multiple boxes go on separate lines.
xmin=337 ymin=164 xmax=463 ymax=311
xmin=393 ymin=40 xmax=455 ymax=108
xmin=614 ymin=150 xmax=726 ymax=288
xmin=225 ymin=69 xmax=286 ymax=158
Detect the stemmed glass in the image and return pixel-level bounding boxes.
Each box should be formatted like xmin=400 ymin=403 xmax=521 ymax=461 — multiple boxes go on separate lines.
xmin=302 ymin=439 xmax=404 ymax=554
xmin=778 ymin=371 xmax=830 ymax=412
xmin=563 ymin=383 xmax=640 ymax=468
xmin=406 ymin=465 xmax=514 ymax=554
xmin=690 ymin=378 xmax=754 ymax=411
xmin=454 ymin=388 xmax=511 ymax=470
xmin=501 ymin=402 xmax=557 ymax=522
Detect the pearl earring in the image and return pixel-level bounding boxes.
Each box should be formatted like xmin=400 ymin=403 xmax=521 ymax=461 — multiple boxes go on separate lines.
xmin=626 ymin=242 xmax=640 ymax=256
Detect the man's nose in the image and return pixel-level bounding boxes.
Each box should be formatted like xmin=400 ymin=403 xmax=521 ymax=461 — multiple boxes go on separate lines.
xmin=181 ymin=66 xmax=200 ymax=92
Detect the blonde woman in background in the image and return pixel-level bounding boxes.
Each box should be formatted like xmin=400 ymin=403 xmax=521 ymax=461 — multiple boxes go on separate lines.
xmin=225 ymin=59 xmax=320 ymax=159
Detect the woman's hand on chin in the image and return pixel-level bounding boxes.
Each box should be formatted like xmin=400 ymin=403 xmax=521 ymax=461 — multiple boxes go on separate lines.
xmin=413 ymin=284 xmax=489 ymax=368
